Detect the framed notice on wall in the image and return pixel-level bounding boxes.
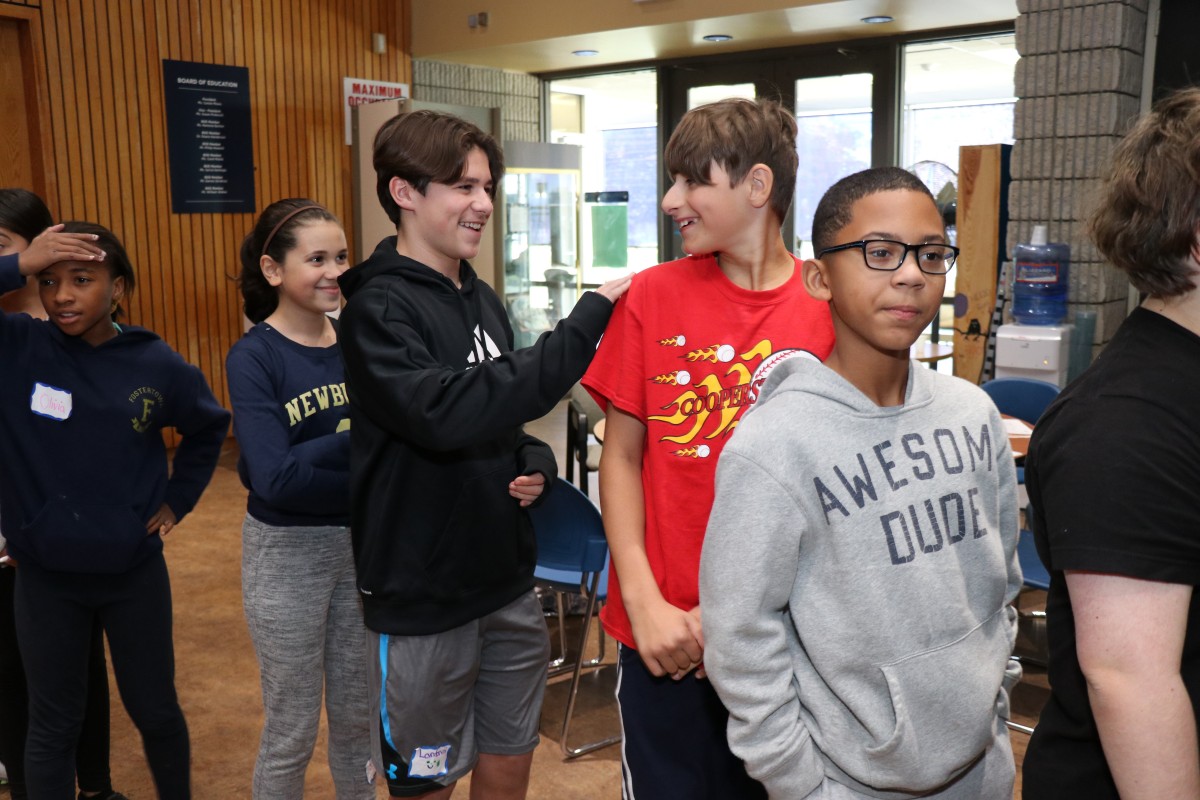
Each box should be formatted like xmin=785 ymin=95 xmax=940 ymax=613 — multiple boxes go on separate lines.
xmin=162 ymin=59 xmax=255 ymax=214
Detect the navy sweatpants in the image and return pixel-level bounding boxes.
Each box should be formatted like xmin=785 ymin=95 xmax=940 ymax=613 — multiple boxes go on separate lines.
xmin=616 ymin=644 xmax=766 ymax=800
xmin=13 ymin=552 xmax=190 ymax=799
xmin=0 ymin=563 xmax=114 ymax=799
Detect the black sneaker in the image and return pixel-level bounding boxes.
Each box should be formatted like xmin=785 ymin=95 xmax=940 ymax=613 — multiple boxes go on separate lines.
xmin=78 ymin=792 xmax=130 ymax=800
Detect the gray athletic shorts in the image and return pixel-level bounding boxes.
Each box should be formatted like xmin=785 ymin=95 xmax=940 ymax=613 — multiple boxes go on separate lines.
xmin=368 ymin=589 xmax=550 ymax=797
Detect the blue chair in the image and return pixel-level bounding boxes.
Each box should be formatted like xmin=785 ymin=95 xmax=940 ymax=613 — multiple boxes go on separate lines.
xmin=981 ymin=377 xmax=1060 ymax=484
xmin=1016 ymin=527 xmax=1049 ymax=591
xmin=564 ymin=383 xmax=603 ymax=497
xmin=530 ymin=479 xmax=619 ymax=758
xmin=980 ymin=377 xmax=1061 ymax=425
xmin=1014 ymin=505 xmax=1051 ymax=672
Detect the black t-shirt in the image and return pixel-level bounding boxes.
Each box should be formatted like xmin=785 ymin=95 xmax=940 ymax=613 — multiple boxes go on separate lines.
xmin=1021 ymin=308 xmax=1200 ymax=799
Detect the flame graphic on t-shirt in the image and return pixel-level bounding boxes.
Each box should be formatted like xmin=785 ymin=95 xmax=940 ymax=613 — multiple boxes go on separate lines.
xmin=658 ymin=335 xmax=687 ymax=347
xmin=648 ymin=339 xmax=777 ymax=450
xmin=672 ymin=445 xmax=711 ymax=459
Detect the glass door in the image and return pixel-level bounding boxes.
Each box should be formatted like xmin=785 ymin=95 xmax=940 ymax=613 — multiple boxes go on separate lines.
xmin=660 ymin=43 xmax=896 ymax=262
xmin=499 ymin=142 xmax=582 ymax=348
xmin=502 ymin=167 xmax=580 ymax=348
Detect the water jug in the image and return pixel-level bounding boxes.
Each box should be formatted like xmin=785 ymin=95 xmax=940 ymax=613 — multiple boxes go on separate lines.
xmin=1012 ymin=225 xmax=1070 ymax=325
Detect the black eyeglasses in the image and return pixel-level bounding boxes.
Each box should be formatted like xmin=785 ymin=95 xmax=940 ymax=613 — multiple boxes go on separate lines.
xmin=816 ymin=239 xmax=959 ymax=274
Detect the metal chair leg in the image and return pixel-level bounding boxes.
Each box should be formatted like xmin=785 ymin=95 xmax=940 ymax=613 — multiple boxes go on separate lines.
xmin=548 ymin=591 xmax=568 ymax=671
xmin=561 ymin=571 xmax=620 ymax=758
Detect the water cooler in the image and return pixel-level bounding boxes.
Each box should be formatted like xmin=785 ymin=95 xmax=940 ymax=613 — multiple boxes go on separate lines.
xmin=997 ymin=224 xmax=1073 ymax=387
xmin=994 ymin=323 xmax=1072 ymax=387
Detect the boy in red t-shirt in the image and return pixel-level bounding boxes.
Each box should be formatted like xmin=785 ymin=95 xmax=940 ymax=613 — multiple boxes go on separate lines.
xmin=582 ymin=97 xmax=835 ymax=798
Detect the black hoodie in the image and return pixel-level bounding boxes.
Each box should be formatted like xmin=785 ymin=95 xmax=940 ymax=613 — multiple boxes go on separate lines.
xmin=338 ymin=238 xmax=615 ymax=635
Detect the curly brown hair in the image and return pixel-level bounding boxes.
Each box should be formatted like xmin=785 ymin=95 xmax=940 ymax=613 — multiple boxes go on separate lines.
xmin=239 ymin=199 xmax=339 ymax=323
xmin=1090 ymin=87 xmax=1200 ymax=297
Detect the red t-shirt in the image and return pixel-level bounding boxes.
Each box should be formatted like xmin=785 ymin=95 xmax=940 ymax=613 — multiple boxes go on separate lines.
xmin=582 ymin=254 xmax=835 ymax=648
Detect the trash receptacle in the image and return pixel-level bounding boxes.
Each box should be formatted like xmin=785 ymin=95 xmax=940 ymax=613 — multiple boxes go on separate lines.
xmin=543 ymin=267 xmax=576 ymax=326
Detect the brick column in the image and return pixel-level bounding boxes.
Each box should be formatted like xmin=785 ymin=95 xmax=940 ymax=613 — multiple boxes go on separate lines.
xmin=412 ymin=59 xmax=542 ymax=142
xmin=1010 ymin=0 xmax=1148 ymax=350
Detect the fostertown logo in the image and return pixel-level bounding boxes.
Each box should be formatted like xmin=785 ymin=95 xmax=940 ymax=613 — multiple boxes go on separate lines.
xmin=129 ymin=386 xmax=165 ymax=433
xmin=466 ymin=325 xmax=502 ymax=367
xmin=648 ymin=337 xmax=816 ymax=457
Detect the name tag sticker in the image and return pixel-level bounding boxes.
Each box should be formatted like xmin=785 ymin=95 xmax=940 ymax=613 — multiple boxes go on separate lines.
xmin=408 ymin=744 xmax=451 ymax=778
xmin=30 ymin=382 xmax=72 ymax=421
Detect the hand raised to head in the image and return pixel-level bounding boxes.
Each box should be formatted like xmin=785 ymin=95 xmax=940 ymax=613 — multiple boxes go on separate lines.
xmin=17 ymin=224 xmax=106 ymax=276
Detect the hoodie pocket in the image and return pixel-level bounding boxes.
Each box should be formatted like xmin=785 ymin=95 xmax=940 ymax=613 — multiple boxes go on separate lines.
xmin=20 ymin=501 xmax=151 ymax=573
xmin=423 ymin=466 xmax=523 ymax=601
xmin=852 ymin=606 xmax=1015 ymax=791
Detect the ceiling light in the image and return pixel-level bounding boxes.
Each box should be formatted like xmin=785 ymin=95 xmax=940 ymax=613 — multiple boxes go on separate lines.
xmin=572 ymin=49 xmax=600 ymax=57
xmin=861 ymin=15 xmax=894 ymax=24
xmin=703 ymin=34 xmax=733 ymax=42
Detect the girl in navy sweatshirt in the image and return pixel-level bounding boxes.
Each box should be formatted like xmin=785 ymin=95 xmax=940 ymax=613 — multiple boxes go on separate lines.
xmin=0 ymin=192 xmax=126 ymax=800
xmin=0 ymin=221 xmax=230 ymax=800
xmin=226 ymin=199 xmax=372 ymax=799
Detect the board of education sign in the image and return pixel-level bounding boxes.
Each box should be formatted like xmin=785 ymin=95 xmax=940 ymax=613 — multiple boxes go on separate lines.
xmin=163 ymin=60 xmax=255 ymax=214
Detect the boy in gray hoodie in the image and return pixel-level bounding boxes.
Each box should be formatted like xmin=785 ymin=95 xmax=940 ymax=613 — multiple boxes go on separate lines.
xmin=699 ymin=167 xmax=1022 ymax=799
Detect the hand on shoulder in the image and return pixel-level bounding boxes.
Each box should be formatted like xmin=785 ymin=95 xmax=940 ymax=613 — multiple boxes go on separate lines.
xmin=595 ymin=273 xmax=632 ymax=303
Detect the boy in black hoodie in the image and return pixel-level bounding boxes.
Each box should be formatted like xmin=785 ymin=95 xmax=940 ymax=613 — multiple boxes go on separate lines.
xmin=338 ymin=110 xmax=629 ymax=799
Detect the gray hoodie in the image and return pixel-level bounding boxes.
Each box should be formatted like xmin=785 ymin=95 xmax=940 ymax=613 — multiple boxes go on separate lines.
xmin=699 ymin=357 xmax=1021 ymax=799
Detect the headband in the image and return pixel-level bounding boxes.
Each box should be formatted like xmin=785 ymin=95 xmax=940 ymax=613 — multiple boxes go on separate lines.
xmin=261 ymin=205 xmax=322 ymax=258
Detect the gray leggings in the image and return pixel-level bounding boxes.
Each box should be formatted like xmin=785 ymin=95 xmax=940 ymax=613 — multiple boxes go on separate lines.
xmin=241 ymin=515 xmax=374 ymax=799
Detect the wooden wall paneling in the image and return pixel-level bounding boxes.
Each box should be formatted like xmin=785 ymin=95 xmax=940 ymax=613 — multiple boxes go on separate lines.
xmin=49 ymin=1 xmax=80 ymax=219
xmin=317 ymin=0 xmax=333 ymax=222
xmin=183 ymin=0 xmax=205 ymax=370
xmin=309 ymin=0 xmax=324 ymax=211
xmin=287 ymin=1 xmax=304 ymax=198
xmin=157 ymin=9 xmax=181 ymax=350
xmin=104 ymin=4 xmax=128 ymax=236
xmin=146 ymin=0 xmax=179 ymax=350
xmin=18 ymin=4 xmax=54 ymax=203
xmin=111 ymin=1 xmax=139 ymax=326
xmin=72 ymin=0 xmax=100 ymax=222
xmin=271 ymin=0 xmax=287 ymax=206
xmin=335 ymin=0 xmax=349 ymax=224
xmin=297 ymin=0 xmax=310 ymax=197
xmin=333 ymin=0 xmax=349 ymax=238
xmin=219 ymin=0 xmax=243 ymax=369
xmin=0 ymin=14 xmax=35 ymax=189
xmin=2 ymin=0 xmax=41 ymax=205
xmin=260 ymin=0 xmax=275 ymax=206
xmin=244 ymin=0 xmax=263 ymax=225
xmin=159 ymin=2 xmax=185 ymax=380
xmin=164 ymin=1 xmax=189 ymax=357
xmin=47 ymin=0 xmax=73 ymax=214
xmin=199 ymin=0 xmax=215 ymax=63
xmin=14 ymin=0 xmax=411 ymax=420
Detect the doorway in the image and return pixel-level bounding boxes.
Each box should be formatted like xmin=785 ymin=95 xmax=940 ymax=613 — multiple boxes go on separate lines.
xmin=659 ymin=42 xmax=898 ymax=262
xmin=0 ymin=10 xmax=47 ymax=195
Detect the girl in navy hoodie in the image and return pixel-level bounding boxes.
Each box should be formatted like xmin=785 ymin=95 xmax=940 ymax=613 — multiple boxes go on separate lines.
xmin=0 ymin=192 xmax=126 ymax=800
xmin=0 ymin=221 xmax=230 ymax=800
xmin=226 ymin=200 xmax=372 ymax=799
